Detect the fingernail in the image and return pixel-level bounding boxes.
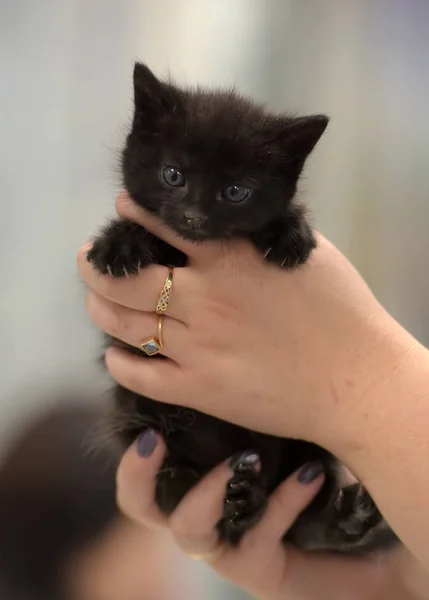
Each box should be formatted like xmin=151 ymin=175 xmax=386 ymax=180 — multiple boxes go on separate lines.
xmin=230 ymin=450 xmax=260 ymax=472
xmin=136 ymin=429 xmax=157 ymax=457
xmin=297 ymin=461 xmax=324 ymax=484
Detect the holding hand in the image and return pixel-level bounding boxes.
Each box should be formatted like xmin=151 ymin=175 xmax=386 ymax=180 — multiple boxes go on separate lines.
xmin=79 ymin=191 xmax=429 ymax=568
xmin=116 ymin=432 xmax=415 ymax=600
xmin=79 ymin=192 xmax=414 ymax=451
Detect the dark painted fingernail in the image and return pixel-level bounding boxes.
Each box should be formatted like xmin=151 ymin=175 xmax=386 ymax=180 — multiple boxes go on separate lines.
xmin=297 ymin=461 xmax=324 ymax=484
xmin=136 ymin=429 xmax=157 ymax=457
xmin=230 ymin=450 xmax=260 ymax=472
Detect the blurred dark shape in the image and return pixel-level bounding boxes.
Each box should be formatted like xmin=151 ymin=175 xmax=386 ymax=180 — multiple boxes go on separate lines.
xmin=0 ymin=400 xmax=119 ymax=600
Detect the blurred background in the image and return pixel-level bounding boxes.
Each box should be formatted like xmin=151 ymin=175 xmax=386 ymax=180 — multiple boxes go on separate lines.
xmin=1 ymin=0 xmax=428 ymax=598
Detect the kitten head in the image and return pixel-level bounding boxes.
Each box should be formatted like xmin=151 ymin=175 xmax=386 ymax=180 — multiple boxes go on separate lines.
xmin=122 ymin=62 xmax=328 ymax=241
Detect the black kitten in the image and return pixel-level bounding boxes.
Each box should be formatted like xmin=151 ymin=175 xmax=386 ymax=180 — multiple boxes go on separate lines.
xmin=88 ymin=62 xmax=398 ymax=554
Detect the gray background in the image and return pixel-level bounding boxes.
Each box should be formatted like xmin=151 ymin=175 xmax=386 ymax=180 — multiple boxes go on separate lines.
xmin=1 ymin=1 xmax=428 ymax=597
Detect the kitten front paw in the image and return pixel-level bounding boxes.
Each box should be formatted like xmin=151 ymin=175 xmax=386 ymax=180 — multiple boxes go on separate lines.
xmin=253 ymin=207 xmax=316 ymax=268
xmin=87 ymin=219 xmax=153 ymax=277
xmin=218 ymin=467 xmax=267 ymax=544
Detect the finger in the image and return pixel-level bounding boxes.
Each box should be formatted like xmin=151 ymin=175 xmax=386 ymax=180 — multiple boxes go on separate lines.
xmin=77 ymin=244 xmax=191 ymax=322
xmin=242 ymin=461 xmax=325 ymax=548
xmin=115 ymin=190 xmax=226 ymax=265
xmin=85 ymin=290 xmax=189 ymax=361
xmin=116 ymin=430 xmax=167 ymax=528
xmin=168 ymin=457 xmax=234 ymax=560
xmin=105 ymin=346 xmax=193 ymax=405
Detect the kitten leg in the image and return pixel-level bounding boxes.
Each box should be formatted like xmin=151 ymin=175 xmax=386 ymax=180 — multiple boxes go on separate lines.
xmin=155 ymin=460 xmax=202 ymax=515
xmin=218 ymin=466 xmax=268 ymax=544
xmin=253 ymin=205 xmax=316 ymax=269
xmin=335 ymin=484 xmax=379 ymax=535
xmin=288 ymin=483 xmax=399 ymax=554
xmin=331 ymin=483 xmax=399 ymax=554
xmin=87 ymin=217 xmax=186 ymax=277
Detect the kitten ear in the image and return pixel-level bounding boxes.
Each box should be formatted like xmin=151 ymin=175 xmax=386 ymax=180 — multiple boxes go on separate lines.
xmin=132 ymin=62 xmax=180 ymax=129
xmin=272 ymin=114 xmax=329 ymax=174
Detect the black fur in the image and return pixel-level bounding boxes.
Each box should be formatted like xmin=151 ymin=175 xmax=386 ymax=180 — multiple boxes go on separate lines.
xmin=88 ymin=62 xmax=398 ymax=554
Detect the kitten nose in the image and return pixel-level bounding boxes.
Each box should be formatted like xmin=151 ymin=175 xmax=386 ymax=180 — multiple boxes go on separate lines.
xmin=183 ymin=208 xmax=205 ymax=228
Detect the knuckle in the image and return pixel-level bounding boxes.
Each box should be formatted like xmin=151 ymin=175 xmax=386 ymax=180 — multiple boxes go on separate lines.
xmin=107 ymin=305 xmax=140 ymax=343
xmin=93 ymin=272 xmax=115 ymax=298
xmin=189 ymin=307 xmax=236 ymax=351
xmin=117 ymin=491 xmax=152 ymax=525
xmin=115 ymin=189 xmax=130 ymax=213
xmin=169 ymin=511 xmax=208 ymax=548
xmin=183 ymin=362 xmax=211 ymax=393
xmin=110 ymin=308 xmax=126 ymax=339
xmin=188 ymin=321 xmax=213 ymax=350
xmin=122 ymin=369 xmax=145 ymax=395
xmin=107 ymin=355 xmax=144 ymax=396
xmin=116 ymin=486 xmax=135 ymax=521
xmin=169 ymin=510 xmax=194 ymax=541
xmin=193 ymin=276 xmax=239 ymax=320
xmin=204 ymin=293 xmax=239 ymax=322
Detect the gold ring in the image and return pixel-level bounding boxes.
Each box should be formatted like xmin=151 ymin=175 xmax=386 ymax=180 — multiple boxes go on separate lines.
xmin=187 ymin=542 xmax=223 ymax=562
xmin=156 ymin=270 xmax=173 ymax=314
xmin=157 ymin=313 xmax=164 ymax=348
xmin=140 ymin=314 xmax=164 ymax=356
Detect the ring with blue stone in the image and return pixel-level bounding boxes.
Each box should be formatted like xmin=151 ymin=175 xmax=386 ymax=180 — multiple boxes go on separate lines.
xmin=140 ymin=314 xmax=164 ymax=356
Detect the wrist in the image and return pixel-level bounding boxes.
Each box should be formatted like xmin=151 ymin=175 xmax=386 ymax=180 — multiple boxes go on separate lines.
xmin=319 ymin=310 xmax=429 ymax=564
xmin=316 ymin=309 xmax=425 ymax=459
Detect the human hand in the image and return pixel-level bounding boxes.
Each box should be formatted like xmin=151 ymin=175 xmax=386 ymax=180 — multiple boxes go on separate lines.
xmin=115 ymin=431 xmax=415 ymax=600
xmin=78 ymin=191 xmax=419 ymax=454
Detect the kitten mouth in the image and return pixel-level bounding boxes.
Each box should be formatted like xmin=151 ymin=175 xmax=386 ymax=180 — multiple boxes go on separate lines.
xmin=174 ymin=226 xmax=238 ymax=242
xmin=160 ymin=213 xmax=234 ymax=241
xmin=172 ymin=225 xmax=211 ymax=241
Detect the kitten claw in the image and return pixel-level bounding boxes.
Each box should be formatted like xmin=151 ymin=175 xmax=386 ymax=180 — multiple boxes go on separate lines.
xmin=264 ymin=247 xmax=272 ymax=258
xmin=106 ymin=265 xmax=113 ymax=278
xmin=123 ymin=266 xmax=130 ymax=278
xmin=220 ymin=470 xmax=267 ymax=543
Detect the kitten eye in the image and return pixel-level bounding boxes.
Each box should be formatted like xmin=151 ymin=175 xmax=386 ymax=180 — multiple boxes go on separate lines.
xmin=221 ymin=184 xmax=251 ymax=203
xmin=163 ymin=165 xmax=185 ymax=187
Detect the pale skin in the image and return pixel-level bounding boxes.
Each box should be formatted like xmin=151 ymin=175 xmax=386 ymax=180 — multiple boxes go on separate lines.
xmin=78 ymin=191 xmax=429 ymax=597
xmin=114 ymin=436 xmax=428 ymax=600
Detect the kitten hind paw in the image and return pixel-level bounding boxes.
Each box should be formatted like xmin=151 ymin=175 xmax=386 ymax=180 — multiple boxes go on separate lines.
xmin=218 ymin=467 xmax=267 ymax=544
xmin=335 ymin=483 xmax=382 ymax=537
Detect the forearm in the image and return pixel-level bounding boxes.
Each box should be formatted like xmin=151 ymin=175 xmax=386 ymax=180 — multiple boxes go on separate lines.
xmin=328 ymin=321 xmax=429 ymax=568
